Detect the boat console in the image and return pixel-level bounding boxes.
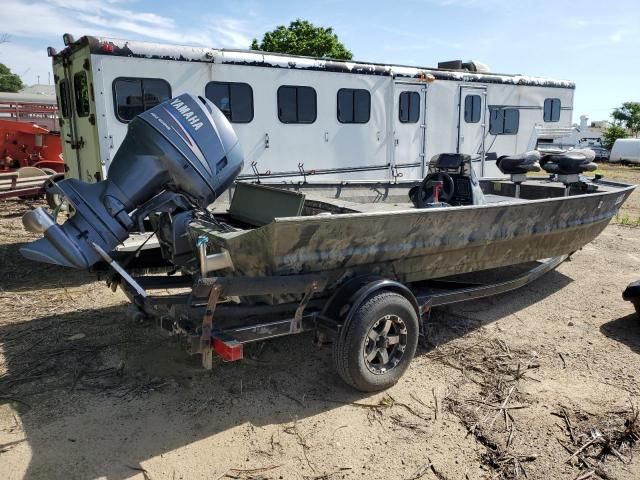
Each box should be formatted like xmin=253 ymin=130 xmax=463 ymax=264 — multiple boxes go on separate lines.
xmin=410 ymin=153 xmax=486 ymax=208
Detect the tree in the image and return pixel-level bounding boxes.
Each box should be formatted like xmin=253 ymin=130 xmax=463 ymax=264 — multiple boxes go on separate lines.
xmin=612 ymin=102 xmax=640 ymax=138
xmin=0 ymin=34 xmax=23 ymax=93
xmin=602 ymin=124 xmax=627 ymax=151
xmin=251 ymin=19 xmax=352 ymax=60
xmin=0 ymin=63 xmax=23 ymax=92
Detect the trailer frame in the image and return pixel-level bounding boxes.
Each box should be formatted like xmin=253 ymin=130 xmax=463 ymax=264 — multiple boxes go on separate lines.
xmin=108 ymin=253 xmax=567 ymax=386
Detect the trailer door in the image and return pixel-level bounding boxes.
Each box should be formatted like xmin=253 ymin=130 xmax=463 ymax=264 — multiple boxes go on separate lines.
xmin=393 ymin=83 xmax=426 ymax=180
xmin=457 ymin=86 xmax=487 ymax=176
xmin=61 ymin=48 xmax=102 ymax=182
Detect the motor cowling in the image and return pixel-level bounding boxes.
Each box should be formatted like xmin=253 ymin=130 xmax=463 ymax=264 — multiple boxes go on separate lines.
xmin=20 ymin=94 xmax=244 ymax=268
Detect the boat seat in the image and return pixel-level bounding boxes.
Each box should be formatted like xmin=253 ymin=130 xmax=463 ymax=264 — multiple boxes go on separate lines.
xmin=497 ymin=151 xmax=541 ymax=175
xmin=540 ymin=149 xmax=597 ymax=175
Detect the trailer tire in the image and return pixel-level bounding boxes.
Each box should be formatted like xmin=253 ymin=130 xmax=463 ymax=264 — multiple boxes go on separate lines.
xmin=333 ymin=291 xmax=418 ymax=392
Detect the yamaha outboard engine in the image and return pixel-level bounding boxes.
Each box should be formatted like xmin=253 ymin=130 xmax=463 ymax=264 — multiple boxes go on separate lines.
xmin=20 ymin=94 xmax=243 ymax=268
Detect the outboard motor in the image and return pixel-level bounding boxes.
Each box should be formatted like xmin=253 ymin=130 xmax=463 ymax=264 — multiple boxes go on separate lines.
xmin=20 ymin=94 xmax=244 ymax=268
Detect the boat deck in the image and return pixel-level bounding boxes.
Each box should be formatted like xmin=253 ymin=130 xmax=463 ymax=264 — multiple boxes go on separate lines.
xmin=207 ymin=177 xmax=630 ymax=221
xmin=302 ymin=192 xmax=521 ymax=214
xmin=484 ymin=194 xmax=522 ymax=204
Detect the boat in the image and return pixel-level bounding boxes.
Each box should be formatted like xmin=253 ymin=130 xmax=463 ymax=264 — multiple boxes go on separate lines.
xmin=190 ymin=171 xmax=630 ymax=302
xmin=19 ymin=94 xmax=635 ymax=391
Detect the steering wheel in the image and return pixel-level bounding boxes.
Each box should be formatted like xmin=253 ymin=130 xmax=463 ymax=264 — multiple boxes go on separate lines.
xmin=412 ymin=172 xmax=455 ymax=207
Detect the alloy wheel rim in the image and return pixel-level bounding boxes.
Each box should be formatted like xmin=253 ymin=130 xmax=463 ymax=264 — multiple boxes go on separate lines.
xmin=363 ymin=314 xmax=408 ymax=374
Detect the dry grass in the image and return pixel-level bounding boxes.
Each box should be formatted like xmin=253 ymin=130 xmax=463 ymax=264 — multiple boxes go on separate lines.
xmin=428 ymin=338 xmax=539 ymax=479
xmin=555 ymin=402 xmax=640 ymax=480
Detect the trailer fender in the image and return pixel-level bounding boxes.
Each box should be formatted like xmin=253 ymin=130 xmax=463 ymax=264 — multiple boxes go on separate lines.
xmin=321 ymin=276 xmax=420 ymax=329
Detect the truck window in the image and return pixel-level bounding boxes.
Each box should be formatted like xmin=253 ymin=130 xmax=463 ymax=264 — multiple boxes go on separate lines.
xmin=543 ymin=98 xmax=561 ymax=122
xmin=399 ymin=91 xmax=420 ymax=123
xmin=113 ymin=77 xmax=172 ymax=122
xmin=58 ymin=79 xmax=72 ymax=118
xmin=489 ymin=108 xmax=519 ymax=135
xmin=277 ymin=86 xmax=317 ymax=124
xmin=464 ymin=94 xmax=482 ymax=123
xmin=74 ymin=72 xmax=91 ymax=117
xmin=337 ymin=88 xmax=370 ymax=124
xmin=205 ymin=81 xmax=253 ymax=123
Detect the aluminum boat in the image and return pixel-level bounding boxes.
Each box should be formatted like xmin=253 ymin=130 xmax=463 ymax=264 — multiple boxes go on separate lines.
xmin=191 ymin=170 xmax=633 ymax=304
xmin=18 ymin=95 xmax=635 ymax=391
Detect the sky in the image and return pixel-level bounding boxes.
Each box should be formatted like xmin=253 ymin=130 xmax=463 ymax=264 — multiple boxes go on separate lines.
xmin=1 ymin=0 xmax=638 ymax=122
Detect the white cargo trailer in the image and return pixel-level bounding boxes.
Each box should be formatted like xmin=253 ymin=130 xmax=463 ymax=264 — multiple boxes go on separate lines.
xmin=609 ymin=138 xmax=640 ymax=164
xmin=49 ymin=34 xmax=575 ymax=183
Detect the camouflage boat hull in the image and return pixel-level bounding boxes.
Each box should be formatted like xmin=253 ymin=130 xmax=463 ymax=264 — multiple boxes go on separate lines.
xmin=193 ymin=178 xmax=634 ymax=302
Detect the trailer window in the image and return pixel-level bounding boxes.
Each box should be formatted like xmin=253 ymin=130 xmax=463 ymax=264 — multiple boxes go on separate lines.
xmin=113 ymin=77 xmax=172 ymax=122
xmin=337 ymin=88 xmax=370 ymax=124
xmin=489 ymin=108 xmax=519 ymax=135
xmin=543 ymin=98 xmax=561 ymax=122
xmin=205 ymin=81 xmax=253 ymax=123
xmin=399 ymin=91 xmax=420 ymax=123
xmin=58 ymin=79 xmax=72 ymax=118
xmin=277 ymin=86 xmax=316 ymax=124
xmin=464 ymin=94 xmax=482 ymax=123
xmin=74 ymin=72 xmax=90 ymax=117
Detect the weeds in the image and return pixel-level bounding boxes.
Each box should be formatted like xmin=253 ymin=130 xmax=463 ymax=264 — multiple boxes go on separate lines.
xmin=613 ymin=213 xmax=640 ymax=226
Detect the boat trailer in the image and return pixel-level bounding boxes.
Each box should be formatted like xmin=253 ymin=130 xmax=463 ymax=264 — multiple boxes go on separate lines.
xmin=107 ymin=251 xmax=566 ymax=381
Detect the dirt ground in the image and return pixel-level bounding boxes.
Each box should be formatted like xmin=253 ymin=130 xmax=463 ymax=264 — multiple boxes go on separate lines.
xmin=1 ymin=168 xmax=640 ymax=480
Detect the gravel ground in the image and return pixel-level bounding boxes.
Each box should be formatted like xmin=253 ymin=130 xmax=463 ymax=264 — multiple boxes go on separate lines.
xmin=1 ymin=168 xmax=639 ymax=480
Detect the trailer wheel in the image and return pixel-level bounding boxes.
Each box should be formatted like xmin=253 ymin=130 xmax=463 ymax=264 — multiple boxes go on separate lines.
xmin=333 ymin=291 xmax=419 ymax=392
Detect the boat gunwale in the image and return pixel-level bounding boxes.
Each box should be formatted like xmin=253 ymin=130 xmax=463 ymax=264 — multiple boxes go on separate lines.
xmin=265 ymin=179 xmax=636 ymax=225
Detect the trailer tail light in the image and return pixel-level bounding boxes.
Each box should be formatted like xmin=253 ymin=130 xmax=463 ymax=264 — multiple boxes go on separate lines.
xmin=212 ymin=336 xmax=243 ymax=362
xmin=101 ymin=43 xmax=114 ymax=53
